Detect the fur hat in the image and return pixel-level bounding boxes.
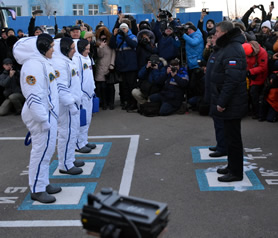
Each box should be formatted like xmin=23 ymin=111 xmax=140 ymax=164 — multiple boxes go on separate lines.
xmin=261 ymin=20 xmax=272 ymax=30
xmin=84 ymin=31 xmax=94 ymax=40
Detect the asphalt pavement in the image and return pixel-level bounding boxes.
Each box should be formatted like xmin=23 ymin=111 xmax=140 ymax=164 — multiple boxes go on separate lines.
xmin=0 ymin=98 xmax=278 ymax=238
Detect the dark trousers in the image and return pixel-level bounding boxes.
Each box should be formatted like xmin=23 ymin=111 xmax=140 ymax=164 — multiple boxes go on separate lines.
xmin=95 ymin=81 xmax=115 ymax=107
xmin=250 ymin=85 xmax=264 ymax=117
xmin=120 ymin=71 xmax=138 ymax=106
xmin=224 ymin=119 xmax=244 ymax=177
xmin=213 ymin=117 xmax=227 ymax=154
xmin=149 ymin=93 xmax=179 ymax=116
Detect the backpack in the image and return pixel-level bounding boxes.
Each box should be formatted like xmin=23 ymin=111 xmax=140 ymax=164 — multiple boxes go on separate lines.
xmin=139 ymin=102 xmax=161 ymax=117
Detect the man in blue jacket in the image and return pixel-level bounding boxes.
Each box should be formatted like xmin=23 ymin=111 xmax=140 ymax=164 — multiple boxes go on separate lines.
xmin=206 ymin=21 xmax=248 ymax=182
xmin=182 ymin=23 xmax=204 ymax=104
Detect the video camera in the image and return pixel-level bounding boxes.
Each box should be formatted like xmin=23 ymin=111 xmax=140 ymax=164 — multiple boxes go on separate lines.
xmin=81 ymin=188 xmax=169 ymax=238
xmin=158 ymin=9 xmax=172 ymax=32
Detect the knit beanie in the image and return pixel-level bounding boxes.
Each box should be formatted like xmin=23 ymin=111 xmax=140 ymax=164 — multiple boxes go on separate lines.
xmin=261 ymin=20 xmax=272 ymax=30
xmin=119 ymin=23 xmax=129 ymax=30
xmin=36 ymin=33 xmax=54 ymax=55
xmin=242 ymin=43 xmax=253 ymax=56
xmin=60 ymin=37 xmax=74 ymax=57
xmin=77 ymin=39 xmax=89 ymax=54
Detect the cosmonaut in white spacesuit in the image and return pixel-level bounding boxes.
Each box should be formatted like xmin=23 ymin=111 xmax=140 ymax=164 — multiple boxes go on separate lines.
xmin=73 ymin=39 xmax=96 ymax=153
xmin=13 ymin=34 xmax=61 ymax=203
xmin=51 ymin=37 xmax=84 ymax=175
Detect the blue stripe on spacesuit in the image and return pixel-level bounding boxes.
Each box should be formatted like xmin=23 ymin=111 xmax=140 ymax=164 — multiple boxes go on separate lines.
xmin=33 ymin=112 xmax=51 ymax=193
xmin=67 ymin=64 xmax=72 ymax=88
xmin=26 ymin=94 xmax=41 ymax=107
xmin=48 ymin=86 xmax=58 ymax=120
xmin=79 ymin=57 xmax=92 ymax=99
xmin=64 ymin=110 xmax=72 ymax=170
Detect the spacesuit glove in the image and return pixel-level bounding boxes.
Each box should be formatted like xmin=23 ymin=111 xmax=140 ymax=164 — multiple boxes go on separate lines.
xmin=69 ymin=104 xmax=79 ymax=115
xmin=41 ymin=121 xmax=51 ymax=132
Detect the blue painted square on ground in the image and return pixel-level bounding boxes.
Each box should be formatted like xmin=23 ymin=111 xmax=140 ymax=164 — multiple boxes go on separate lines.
xmin=18 ymin=182 xmax=97 ymax=210
xmin=195 ymin=169 xmax=264 ymax=191
xmin=76 ymin=142 xmax=112 ymax=157
xmin=49 ymin=159 xmax=105 ymax=179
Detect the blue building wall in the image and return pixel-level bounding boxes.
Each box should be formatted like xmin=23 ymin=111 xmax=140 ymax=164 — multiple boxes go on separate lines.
xmin=7 ymin=11 xmax=223 ymax=35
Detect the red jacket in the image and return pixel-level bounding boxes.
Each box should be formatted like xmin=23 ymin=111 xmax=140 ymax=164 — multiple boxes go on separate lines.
xmin=246 ymin=42 xmax=268 ymax=86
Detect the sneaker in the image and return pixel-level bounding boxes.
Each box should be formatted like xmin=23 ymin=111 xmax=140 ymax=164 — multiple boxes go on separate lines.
xmin=59 ymin=166 xmax=83 ymax=175
xmin=46 ymin=184 xmax=62 ymax=194
xmin=31 ymin=192 xmax=56 ymax=203
xmin=75 ymin=146 xmax=91 ymax=153
xmin=86 ymin=143 xmax=96 ymax=149
xmin=73 ymin=160 xmax=85 ymax=167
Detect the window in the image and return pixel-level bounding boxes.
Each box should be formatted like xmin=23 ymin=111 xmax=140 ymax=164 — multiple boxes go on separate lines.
xmin=89 ymin=4 xmax=99 ymax=15
xmin=73 ymin=4 xmax=84 ymax=16
xmin=175 ymin=8 xmax=180 ymax=14
xmin=7 ymin=6 xmax=22 ymax=16
xmin=31 ymin=5 xmax=41 ymax=12
xmin=125 ymin=5 xmax=130 ymax=13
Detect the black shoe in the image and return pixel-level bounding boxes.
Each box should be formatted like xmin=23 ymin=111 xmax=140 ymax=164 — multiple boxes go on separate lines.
xmin=209 ymin=151 xmax=227 ymax=157
xmin=73 ymin=160 xmax=85 ymax=167
xmin=59 ymin=166 xmax=83 ymax=175
xmin=109 ymin=104 xmax=114 ymax=110
xmin=46 ymin=184 xmax=62 ymax=194
xmin=31 ymin=192 xmax=56 ymax=203
xmin=209 ymin=146 xmax=217 ymax=152
xmin=218 ymin=173 xmax=243 ymax=182
xmin=252 ymin=115 xmax=259 ymax=119
xmin=126 ymin=104 xmax=138 ymax=112
xmin=75 ymin=146 xmax=91 ymax=153
xmin=86 ymin=143 xmax=96 ymax=149
xmin=258 ymin=118 xmax=265 ymax=122
xmin=217 ymin=167 xmax=229 ymax=174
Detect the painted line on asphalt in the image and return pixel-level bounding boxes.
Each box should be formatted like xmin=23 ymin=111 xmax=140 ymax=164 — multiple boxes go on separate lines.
xmin=0 ymin=220 xmax=82 ymax=227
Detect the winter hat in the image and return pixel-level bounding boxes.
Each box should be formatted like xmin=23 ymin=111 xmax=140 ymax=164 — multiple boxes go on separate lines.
xmin=119 ymin=23 xmax=129 ymax=30
xmin=242 ymin=43 xmax=253 ymax=56
xmin=139 ymin=21 xmax=151 ymax=31
xmin=36 ymin=33 xmax=54 ymax=55
xmin=80 ymin=30 xmax=86 ymax=39
xmin=77 ymin=39 xmax=89 ymax=54
xmin=3 ymin=58 xmax=13 ymax=65
xmin=34 ymin=26 xmax=43 ymax=34
xmin=186 ymin=23 xmax=197 ymax=32
xmin=149 ymin=54 xmax=160 ymax=64
xmin=261 ymin=20 xmax=272 ymax=30
xmin=60 ymin=37 xmax=74 ymax=57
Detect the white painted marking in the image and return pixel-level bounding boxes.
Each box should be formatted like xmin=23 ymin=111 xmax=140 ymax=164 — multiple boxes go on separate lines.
xmin=75 ymin=144 xmax=103 ymax=155
xmin=0 ymin=197 xmax=18 ymax=204
xmin=53 ymin=162 xmax=95 ymax=176
xmin=206 ymin=172 xmax=252 ymax=187
xmin=0 ymin=220 xmax=82 ymax=227
xmin=244 ymin=148 xmax=262 ymax=153
xmin=4 ymin=187 xmax=28 ymax=193
xmin=265 ymin=179 xmax=278 ymax=185
xmin=199 ymin=148 xmax=227 ymax=160
xmin=155 ymin=153 xmax=161 ymax=155
xmin=33 ymin=187 xmax=85 ymax=205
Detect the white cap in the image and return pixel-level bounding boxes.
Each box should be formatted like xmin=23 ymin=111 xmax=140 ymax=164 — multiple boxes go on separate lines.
xmin=119 ymin=23 xmax=129 ymax=29
xmin=261 ymin=20 xmax=271 ymax=30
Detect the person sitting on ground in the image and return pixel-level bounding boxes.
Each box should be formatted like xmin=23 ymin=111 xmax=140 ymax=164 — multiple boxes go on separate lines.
xmin=132 ymin=54 xmax=166 ymax=107
xmin=0 ymin=58 xmax=24 ymax=116
xmin=149 ymin=58 xmax=189 ymax=116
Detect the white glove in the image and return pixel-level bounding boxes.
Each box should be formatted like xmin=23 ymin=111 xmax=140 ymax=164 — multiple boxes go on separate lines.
xmin=69 ymin=104 xmax=79 ymax=115
xmin=41 ymin=121 xmax=51 ymax=132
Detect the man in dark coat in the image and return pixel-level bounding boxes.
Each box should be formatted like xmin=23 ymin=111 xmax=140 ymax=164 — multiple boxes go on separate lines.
xmin=206 ymin=21 xmax=248 ymax=182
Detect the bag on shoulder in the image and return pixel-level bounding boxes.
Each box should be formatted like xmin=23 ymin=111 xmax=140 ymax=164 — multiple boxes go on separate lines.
xmin=139 ymin=102 xmax=161 ymax=117
xmin=105 ymin=70 xmax=122 ymax=84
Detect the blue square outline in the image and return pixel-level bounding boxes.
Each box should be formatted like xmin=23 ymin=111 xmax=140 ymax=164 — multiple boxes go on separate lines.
xmin=76 ymin=142 xmax=112 ymax=157
xmin=18 ymin=182 xmax=97 ymax=210
xmin=191 ymin=146 xmax=228 ymax=163
xmin=49 ymin=159 xmax=105 ymax=179
xmin=195 ymin=169 xmax=265 ymax=191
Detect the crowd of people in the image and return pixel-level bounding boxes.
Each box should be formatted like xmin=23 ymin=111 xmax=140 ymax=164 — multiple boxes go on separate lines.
xmin=0 ymin=5 xmax=278 ymax=202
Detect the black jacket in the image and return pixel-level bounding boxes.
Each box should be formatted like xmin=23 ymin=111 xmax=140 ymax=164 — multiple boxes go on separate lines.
xmin=205 ymin=28 xmax=248 ymax=119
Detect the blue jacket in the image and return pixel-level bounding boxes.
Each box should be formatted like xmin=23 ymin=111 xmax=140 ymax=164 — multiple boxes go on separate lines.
xmin=109 ymin=30 xmax=138 ymax=72
xmin=182 ymin=29 xmax=204 ymax=70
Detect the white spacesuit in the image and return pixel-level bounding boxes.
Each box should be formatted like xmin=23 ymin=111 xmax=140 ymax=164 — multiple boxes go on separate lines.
xmin=51 ymin=37 xmax=83 ymax=175
xmin=13 ymin=34 xmax=60 ymax=203
xmin=73 ymin=39 xmax=96 ymax=151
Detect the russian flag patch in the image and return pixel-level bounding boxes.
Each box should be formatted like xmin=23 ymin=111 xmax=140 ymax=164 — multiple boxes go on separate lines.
xmin=229 ymin=61 xmax=236 ymax=66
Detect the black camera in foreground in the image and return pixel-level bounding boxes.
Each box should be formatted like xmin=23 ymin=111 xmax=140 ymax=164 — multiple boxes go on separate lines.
xmin=81 ymin=188 xmax=169 ymax=238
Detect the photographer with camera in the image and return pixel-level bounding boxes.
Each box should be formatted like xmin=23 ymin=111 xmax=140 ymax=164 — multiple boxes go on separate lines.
xmin=132 ymin=54 xmax=166 ymax=106
xmin=197 ymin=9 xmax=215 ymax=44
xmin=153 ymin=15 xmax=180 ymax=63
xmin=109 ymin=23 xmax=138 ymax=111
xmin=149 ymin=58 xmax=189 ymax=116
xmin=136 ymin=21 xmax=158 ymax=70
xmin=181 ymin=23 xmax=204 ymax=103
